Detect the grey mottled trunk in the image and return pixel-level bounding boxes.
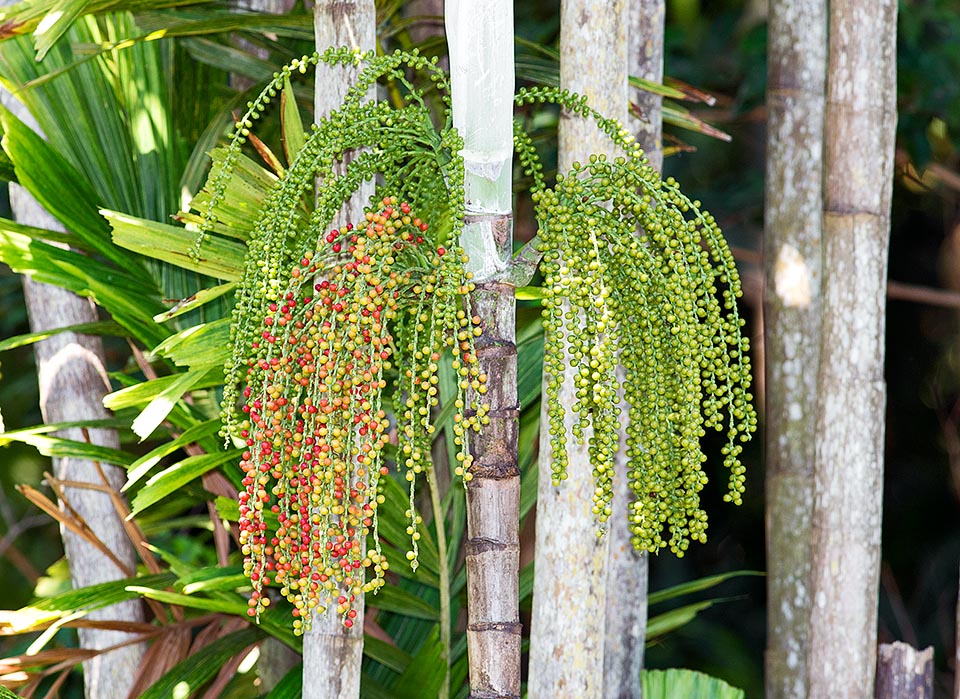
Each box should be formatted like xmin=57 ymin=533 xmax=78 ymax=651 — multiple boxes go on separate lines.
xmin=446 ymin=2 xmax=521 ymax=696
xmin=1 ymin=97 xmax=144 ymax=699
xmin=806 ymin=1 xmax=897 ymax=697
xmin=762 ymin=1 xmax=825 ymax=698
xmin=601 ymin=3 xmax=662 ymax=697
xmin=303 ymin=2 xmax=376 ymax=698
xmin=529 ymin=2 xmax=627 ymax=697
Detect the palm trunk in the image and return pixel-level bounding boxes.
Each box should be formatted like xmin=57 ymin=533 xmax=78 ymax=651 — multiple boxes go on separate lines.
xmin=806 ymin=1 xmax=897 ymax=697
xmin=1 ymin=97 xmax=144 ymax=699
xmin=446 ymin=2 xmax=521 ymax=697
xmin=601 ymin=4 xmax=662 ymax=696
xmin=762 ymin=1 xmax=825 ymax=698
xmin=529 ymin=2 xmax=627 ymax=696
xmin=303 ymin=2 xmax=376 ymax=698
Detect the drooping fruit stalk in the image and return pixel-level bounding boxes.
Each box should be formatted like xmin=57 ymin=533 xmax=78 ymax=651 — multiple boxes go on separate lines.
xmin=236 ymin=198 xmax=485 ymax=631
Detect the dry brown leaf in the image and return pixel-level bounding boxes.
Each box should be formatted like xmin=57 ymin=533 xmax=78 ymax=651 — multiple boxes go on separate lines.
xmin=126 ymin=625 xmax=193 ymax=699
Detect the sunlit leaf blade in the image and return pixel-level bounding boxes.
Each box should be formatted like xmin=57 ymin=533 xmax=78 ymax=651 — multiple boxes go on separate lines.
xmin=128 ymin=587 xmax=299 ymax=650
xmin=152 ymin=317 xmax=231 ymax=369
xmin=131 ymin=365 xmax=219 ymax=440
xmin=137 ymin=628 xmax=260 ymax=699
xmin=106 ymin=210 xmax=246 ymax=280
xmin=177 ymin=566 xmax=246 ymax=595
xmin=130 ymin=448 xmax=242 ymax=515
xmin=104 ymin=369 xmax=223 ymax=411
xmin=0 ymin=104 xmax=136 ymax=269
xmin=641 ymin=669 xmax=745 ymax=699
xmin=0 ymin=418 xmax=127 ymax=442
xmin=31 ymin=0 xmax=89 ymax=60
xmin=0 ymin=430 xmax=133 ymax=466
xmin=124 ymin=418 xmax=222 ymax=491
xmin=0 ymin=573 xmax=175 ymax=634
xmin=0 ymin=225 xmax=166 ymax=345
xmin=281 ymin=74 xmax=306 ymax=165
xmin=154 ymin=282 xmax=235 ymax=323
xmin=126 ymin=586 xmax=245 ymax=616
xmin=0 ymin=320 xmax=124 ymax=351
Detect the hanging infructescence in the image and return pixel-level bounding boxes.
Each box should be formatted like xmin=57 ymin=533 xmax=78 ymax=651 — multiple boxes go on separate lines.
xmin=188 ymin=49 xmax=755 ymax=631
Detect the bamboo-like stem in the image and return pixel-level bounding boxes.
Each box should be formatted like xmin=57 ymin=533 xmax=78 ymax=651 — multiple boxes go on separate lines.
xmin=446 ymin=2 xmax=521 ymax=697
xmin=600 ymin=4 xmax=663 ymax=697
xmin=0 ymin=94 xmax=145 ymax=699
xmin=762 ymin=1 xmax=825 ymax=698
xmin=304 ymin=3 xmax=376 ymax=698
xmin=807 ymin=1 xmax=897 ymax=697
xmin=425 ymin=455 xmax=451 ymax=699
xmin=529 ymin=2 xmax=627 ymax=697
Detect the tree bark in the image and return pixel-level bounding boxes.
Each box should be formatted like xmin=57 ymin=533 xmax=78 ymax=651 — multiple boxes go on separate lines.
xmin=303 ymin=3 xmax=376 ymax=698
xmin=446 ymin=2 xmax=521 ymax=697
xmin=529 ymin=2 xmax=627 ymax=697
xmin=601 ymin=3 xmax=662 ymax=697
xmin=762 ymin=1 xmax=825 ymax=698
xmin=874 ymin=643 xmax=933 ymax=699
xmin=806 ymin=2 xmax=897 ymax=698
xmin=1 ymin=97 xmax=144 ymax=699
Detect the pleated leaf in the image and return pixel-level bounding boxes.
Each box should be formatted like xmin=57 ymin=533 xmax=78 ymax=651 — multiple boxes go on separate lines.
xmin=0 ymin=320 xmax=124 ymax=351
xmin=641 ymin=669 xmax=745 ymax=699
xmin=124 ymin=418 xmax=222 ymax=491
xmin=131 ymin=365 xmax=219 ymax=440
xmin=106 ymin=210 xmax=245 ymax=281
xmin=104 ymin=369 xmax=224 ymax=411
xmin=152 ymin=317 xmax=231 ymax=369
xmin=264 ymin=664 xmax=302 ymax=699
xmin=0 ymin=573 xmax=175 ymax=633
xmin=130 ymin=448 xmax=242 ymax=515
xmin=153 ymin=282 xmax=235 ymax=323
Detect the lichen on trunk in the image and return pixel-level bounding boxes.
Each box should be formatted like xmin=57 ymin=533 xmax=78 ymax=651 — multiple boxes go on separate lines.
xmin=530 ymin=2 xmax=627 ymax=696
xmin=763 ymin=1 xmax=825 ymax=698
xmin=807 ymin=1 xmax=898 ymax=697
xmin=303 ymin=3 xmax=376 ymax=698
